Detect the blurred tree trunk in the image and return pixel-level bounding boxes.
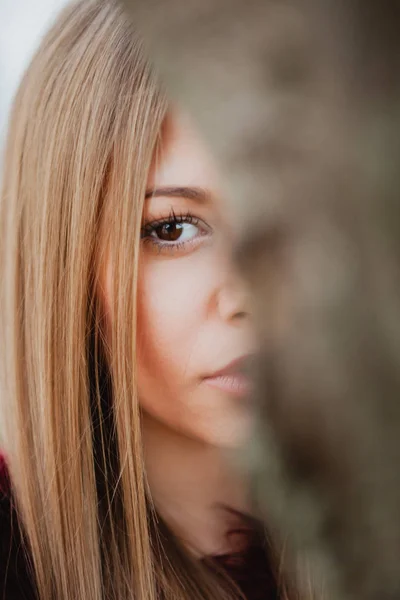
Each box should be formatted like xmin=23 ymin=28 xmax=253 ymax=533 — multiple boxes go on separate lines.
xmin=122 ymin=1 xmax=400 ymax=598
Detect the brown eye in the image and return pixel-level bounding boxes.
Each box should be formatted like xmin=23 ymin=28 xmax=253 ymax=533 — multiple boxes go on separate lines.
xmin=141 ymin=216 xmax=209 ymax=251
xmin=155 ymin=222 xmax=183 ymax=241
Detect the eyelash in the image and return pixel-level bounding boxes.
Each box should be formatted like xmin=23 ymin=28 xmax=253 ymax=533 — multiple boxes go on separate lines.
xmin=141 ymin=209 xmax=210 ymax=254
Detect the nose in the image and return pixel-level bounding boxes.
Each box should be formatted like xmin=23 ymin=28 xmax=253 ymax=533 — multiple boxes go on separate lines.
xmin=217 ymin=269 xmax=249 ymax=322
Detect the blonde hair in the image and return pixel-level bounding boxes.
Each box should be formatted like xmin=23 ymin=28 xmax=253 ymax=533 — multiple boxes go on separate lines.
xmin=0 ymin=1 xmax=249 ymax=598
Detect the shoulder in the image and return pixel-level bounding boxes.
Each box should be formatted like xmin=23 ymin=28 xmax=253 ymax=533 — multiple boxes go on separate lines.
xmin=0 ymin=453 xmax=37 ymax=600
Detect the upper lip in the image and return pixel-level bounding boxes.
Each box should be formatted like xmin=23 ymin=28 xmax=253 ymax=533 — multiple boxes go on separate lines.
xmin=204 ymin=354 xmax=253 ymax=379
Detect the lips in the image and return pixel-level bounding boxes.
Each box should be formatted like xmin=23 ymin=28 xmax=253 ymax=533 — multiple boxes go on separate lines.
xmin=203 ymin=355 xmax=253 ymax=397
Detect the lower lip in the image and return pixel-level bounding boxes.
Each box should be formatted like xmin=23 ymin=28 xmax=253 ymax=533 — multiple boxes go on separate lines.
xmin=203 ymin=373 xmax=252 ymax=397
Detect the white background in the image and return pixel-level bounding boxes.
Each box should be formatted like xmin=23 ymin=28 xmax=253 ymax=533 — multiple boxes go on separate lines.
xmin=0 ymin=0 xmax=68 ymax=147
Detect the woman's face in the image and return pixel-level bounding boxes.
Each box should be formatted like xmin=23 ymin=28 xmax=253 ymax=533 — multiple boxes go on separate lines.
xmin=105 ymin=111 xmax=255 ymax=447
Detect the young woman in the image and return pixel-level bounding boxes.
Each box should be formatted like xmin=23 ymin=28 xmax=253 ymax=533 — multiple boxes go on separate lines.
xmin=0 ymin=1 xmax=291 ymax=598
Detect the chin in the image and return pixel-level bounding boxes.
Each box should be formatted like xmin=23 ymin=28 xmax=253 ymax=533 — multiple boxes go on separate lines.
xmin=192 ymin=413 xmax=254 ymax=449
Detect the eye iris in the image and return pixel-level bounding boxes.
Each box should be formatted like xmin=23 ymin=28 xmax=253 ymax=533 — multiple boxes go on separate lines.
xmin=156 ymin=222 xmax=183 ymax=241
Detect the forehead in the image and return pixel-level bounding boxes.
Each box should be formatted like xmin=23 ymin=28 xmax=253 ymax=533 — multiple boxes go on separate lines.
xmin=148 ymin=111 xmax=221 ymax=191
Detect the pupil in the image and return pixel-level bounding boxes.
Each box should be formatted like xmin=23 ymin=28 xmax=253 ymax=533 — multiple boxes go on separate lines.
xmin=157 ymin=222 xmax=182 ymax=241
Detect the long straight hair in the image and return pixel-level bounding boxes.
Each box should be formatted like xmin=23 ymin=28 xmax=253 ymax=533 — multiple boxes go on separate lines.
xmin=0 ymin=1 xmax=253 ymax=598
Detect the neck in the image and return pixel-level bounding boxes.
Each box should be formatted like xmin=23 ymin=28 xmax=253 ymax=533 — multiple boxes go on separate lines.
xmin=141 ymin=412 xmax=252 ymax=557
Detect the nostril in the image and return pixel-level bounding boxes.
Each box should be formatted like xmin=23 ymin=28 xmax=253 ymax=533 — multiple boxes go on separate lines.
xmin=234 ymin=310 xmax=247 ymax=320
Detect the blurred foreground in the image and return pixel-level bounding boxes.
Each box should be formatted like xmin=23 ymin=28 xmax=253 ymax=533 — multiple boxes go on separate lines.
xmin=123 ymin=1 xmax=400 ymax=598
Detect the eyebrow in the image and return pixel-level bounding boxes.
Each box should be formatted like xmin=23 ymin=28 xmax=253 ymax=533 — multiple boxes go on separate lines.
xmin=144 ymin=186 xmax=211 ymax=203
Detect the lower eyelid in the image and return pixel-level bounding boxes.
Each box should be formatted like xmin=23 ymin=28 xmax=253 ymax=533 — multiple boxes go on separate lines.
xmin=142 ymin=230 xmax=211 ymax=254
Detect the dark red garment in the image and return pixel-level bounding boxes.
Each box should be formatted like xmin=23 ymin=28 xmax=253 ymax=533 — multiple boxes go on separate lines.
xmin=0 ymin=453 xmax=278 ymax=600
xmin=0 ymin=454 xmax=38 ymax=599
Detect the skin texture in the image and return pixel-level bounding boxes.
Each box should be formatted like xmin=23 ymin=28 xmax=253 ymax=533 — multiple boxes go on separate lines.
xmin=102 ymin=111 xmax=255 ymax=555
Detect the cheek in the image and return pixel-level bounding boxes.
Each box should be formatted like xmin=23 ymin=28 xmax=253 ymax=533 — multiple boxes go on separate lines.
xmin=137 ymin=249 xmax=216 ymax=397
